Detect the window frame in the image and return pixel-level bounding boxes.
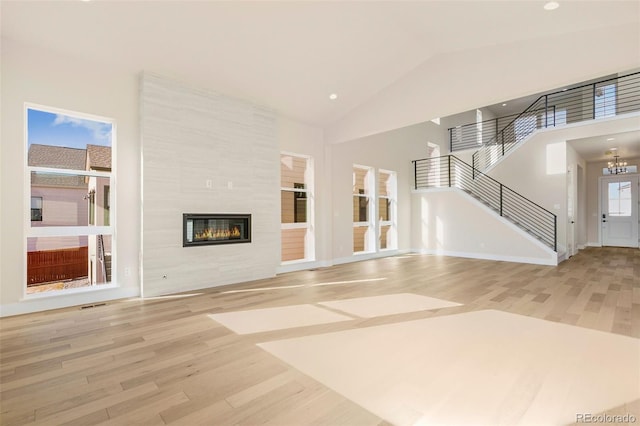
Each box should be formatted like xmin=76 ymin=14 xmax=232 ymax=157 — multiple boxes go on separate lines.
xmin=24 ymin=103 xmax=116 ymax=297
xmin=353 ymin=164 xmax=375 ymax=254
xmin=377 ymin=169 xmax=397 ymax=251
xmin=30 ymin=196 xmax=43 ymax=222
xmin=280 ymin=152 xmax=314 ymax=263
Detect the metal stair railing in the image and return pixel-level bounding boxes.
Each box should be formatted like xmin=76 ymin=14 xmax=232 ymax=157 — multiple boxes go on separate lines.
xmin=413 ymin=155 xmax=557 ymax=251
xmin=470 ymin=71 xmax=640 ymax=172
xmin=97 ymin=234 xmax=106 ymax=284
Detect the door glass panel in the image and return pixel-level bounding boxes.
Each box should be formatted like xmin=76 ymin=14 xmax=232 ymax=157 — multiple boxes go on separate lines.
xmin=608 ymin=181 xmax=631 ymax=216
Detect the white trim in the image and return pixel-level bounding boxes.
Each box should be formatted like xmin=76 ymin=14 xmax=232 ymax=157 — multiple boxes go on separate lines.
xmin=28 ymin=226 xmax=112 ymax=237
xmin=333 ymin=249 xmax=408 ymax=265
xmin=276 ymin=259 xmax=333 ymax=274
xmin=353 ymin=222 xmax=370 ymax=227
xmin=25 ymin=102 xmax=116 ymax=124
xmin=281 ymin=150 xmax=311 ymax=160
xmin=281 ymin=222 xmax=308 ymax=230
xmin=24 ymin=103 xmax=118 ymax=300
xmin=23 ymin=282 xmax=118 ymax=300
xmin=29 ymin=167 xmax=112 ymax=179
xmin=280 ymin=186 xmax=309 ymax=193
xmin=1 ymin=287 xmax=138 ymax=318
xmin=410 ymin=248 xmax=557 ymax=266
xmin=280 ymin=152 xmax=315 ymax=263
xmin=587 ymin=242 xmax=603 ymax=247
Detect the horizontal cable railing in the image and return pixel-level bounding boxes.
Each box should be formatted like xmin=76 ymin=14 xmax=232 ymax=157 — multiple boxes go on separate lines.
xmin=413 ymin=155 xmax=557 ymax=251
xmin=449 ymin=113 xmax=520 ymax=152
xmin=471 ymin=71 xmax=640 ymax=172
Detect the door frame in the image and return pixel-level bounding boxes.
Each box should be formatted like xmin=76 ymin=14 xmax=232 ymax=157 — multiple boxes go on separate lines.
xmin=598 ymin=173 xmax=640 ymax=247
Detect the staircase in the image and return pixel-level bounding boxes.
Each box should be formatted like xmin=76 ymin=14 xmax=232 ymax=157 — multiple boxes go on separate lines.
xmin=105 ymin=254 xmax=112 ymax=282
xmin=97 ymin=234 xmax=112 ymax=283
xmin=413 ymin=155 xmax=557 ymax=251
xmin=463 ymin=71 xmax=640 ymax=173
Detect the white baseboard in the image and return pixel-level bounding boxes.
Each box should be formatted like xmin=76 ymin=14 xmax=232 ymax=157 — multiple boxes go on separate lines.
xmin=332 ymin=249 xmax=409 ymax=266
xmin=587 ymin=242 xmax=602 ymax=247
xmin=410 ymin=248 xmax=557 ymax=266
xmin=0 ymin=286 xmax=140 ymax=317
xmin=276 ymin=260 xmax=333 ymax=274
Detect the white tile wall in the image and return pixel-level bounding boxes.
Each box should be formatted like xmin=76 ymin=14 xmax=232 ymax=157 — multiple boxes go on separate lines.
xmin=141 ymin=74 xmax=280 ymax=297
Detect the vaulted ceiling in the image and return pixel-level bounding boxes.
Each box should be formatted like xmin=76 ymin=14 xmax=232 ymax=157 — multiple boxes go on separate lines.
xmin=2 ymin=1 xmax=639 ymax=142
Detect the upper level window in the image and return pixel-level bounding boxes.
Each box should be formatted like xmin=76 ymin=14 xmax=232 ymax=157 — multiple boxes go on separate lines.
xmin=595 ymin=83 xmax=616 ymax=118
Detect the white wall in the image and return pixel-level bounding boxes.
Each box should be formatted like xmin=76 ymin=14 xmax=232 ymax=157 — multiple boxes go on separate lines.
xmin=329 ymin=121 xmax=439 ymax=261
xmin=141 ymin=74 xmax=280 ymax=297
xmin=327 ymin=24 xmax=640 ymax=144
xmin=411 ymin=189 xmax=557 ymax=265
xmin=0 ymin=39 xmax=140 ymax=316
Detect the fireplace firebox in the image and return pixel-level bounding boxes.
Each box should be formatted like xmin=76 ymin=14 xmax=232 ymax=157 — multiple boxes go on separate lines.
xmin=183 ymin=214 xmax=251 ymax=247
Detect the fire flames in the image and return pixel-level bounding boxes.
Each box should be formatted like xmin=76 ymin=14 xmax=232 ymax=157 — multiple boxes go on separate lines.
xmin=195 ymin=226 xmax=241 ymax=240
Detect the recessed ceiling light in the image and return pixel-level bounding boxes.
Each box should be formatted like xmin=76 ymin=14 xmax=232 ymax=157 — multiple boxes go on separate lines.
xmin=544 ymin=1 xmax=559 ymax=10
xmin=502 ymin=103 xmax=507 ymax=107
xmin=607 ymin=137 xmax=615 ymax=141
xmin=329 ymin=93 xmax=338 ymax=101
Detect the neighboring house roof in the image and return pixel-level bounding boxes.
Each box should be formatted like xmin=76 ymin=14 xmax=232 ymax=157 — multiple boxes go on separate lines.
xmin=28 ymin=144 xmax=87 ymax=188
xmin=28 ymin=144 xmax=87 ymax=170
xmin=86 ymin=144 xmax=112 ymax=170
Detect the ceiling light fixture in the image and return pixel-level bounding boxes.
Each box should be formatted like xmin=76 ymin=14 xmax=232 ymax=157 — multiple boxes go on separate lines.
xmin=606 ymin=137 xmax=615 ymax=141
xmin=544 ymin=1 xmax=560 ymax=10
xmin=502 ymin=103 xmax=507 ymax=107
xmin=608 ymin=155 xmax=628 ymax=175
xmin=329 ymin=93 xmax=338 ymax=100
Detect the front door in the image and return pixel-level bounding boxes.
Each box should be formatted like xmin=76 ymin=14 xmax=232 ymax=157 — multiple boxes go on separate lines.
xmin=601 ymin=175 xmax=639 ymax=248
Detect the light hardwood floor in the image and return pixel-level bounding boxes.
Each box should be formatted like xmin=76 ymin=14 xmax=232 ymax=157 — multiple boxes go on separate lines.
xmin=1 ymin=247 xmax=638 ymax=425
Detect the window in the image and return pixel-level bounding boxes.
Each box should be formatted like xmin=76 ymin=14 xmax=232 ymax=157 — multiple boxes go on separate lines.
xmin=476 ymin=109 xmax=483 ymax=145
xmin=30 ymin=196 xmax=42 ymax=221
xmin=26 ymin=106 xmax=114 ymax=294
xmin=281 ymin=153 xmax=314 ymax=262
xmin=608 ymin=181 xmax=632 ymax=217
xmin=104 ymin=185 xmax=110 ymax=226
xmin=595 ymin=83 xmax=616 ymax=118
xmin=378 ymin=170 xmax=397 ymax=250
xmin=545 ymin=108 xmax=567 ymax=127
xmin=353 ymin=165 xmax=374 ymax=253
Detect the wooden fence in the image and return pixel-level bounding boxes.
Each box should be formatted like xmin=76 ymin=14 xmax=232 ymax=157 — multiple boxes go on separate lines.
xmin=27 ymin=247 xmax=88 ymax=286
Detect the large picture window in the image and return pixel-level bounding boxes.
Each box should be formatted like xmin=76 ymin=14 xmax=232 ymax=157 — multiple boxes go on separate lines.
xmin=281 ymin=153 xmax=314 ymax=263
xmin=26 ymin=105 xmax=114 ymax=295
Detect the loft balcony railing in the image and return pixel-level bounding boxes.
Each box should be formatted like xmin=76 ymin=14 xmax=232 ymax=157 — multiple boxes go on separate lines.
xmin=412 ymin=155 xmax=557 ymax=251
xmin=464 ymin=71 xmax=640 ymax=172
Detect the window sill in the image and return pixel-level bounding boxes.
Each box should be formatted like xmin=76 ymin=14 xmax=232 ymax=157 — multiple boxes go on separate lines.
xmin=22 ymin=283 xmax=119 ymax=301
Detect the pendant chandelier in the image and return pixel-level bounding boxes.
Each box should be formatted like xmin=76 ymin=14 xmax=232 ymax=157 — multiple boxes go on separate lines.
xmin=607 ymin=155 xmax=628 ymax=175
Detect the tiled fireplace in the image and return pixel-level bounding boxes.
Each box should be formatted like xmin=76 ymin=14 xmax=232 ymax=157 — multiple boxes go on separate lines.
xmin=183 ymin=213 xmax=251 ymax=247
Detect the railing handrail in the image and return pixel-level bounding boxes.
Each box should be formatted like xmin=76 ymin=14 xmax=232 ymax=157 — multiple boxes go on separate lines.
xmin=471 ymin=71 xmax=640 ymax=170
xmin=415 ymin=155 xmax=557 ymax=219
xmin=446 ymin=112 xmax=521 ymax=132
xmin=97 ymin=234 xmax=106 ymax=282
xmin=413 ymin=154 xmax=557 ymax=251
xmin=450 ymin=156 xmax=557 ymax=218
